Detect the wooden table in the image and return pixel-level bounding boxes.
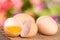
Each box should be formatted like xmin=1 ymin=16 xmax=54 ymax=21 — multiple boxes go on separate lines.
xmin=10 ymin=23 xmax=60 ymax=40
xmin=0 ymin=23 xmax=60 ymax=40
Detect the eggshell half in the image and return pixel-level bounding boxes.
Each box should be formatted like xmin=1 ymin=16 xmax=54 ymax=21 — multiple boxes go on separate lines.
xmin=36 ymin=16 xmax=58 ymax=35
xmin=21 ymin=21 xmax=37 ymax=37
xmin=4 ymin=18 xmax=23 ymax=37
xmin=13 ymin=14 xmax=35 ymax=24
xmin=13 ymin=14 xmax=38 ymax=37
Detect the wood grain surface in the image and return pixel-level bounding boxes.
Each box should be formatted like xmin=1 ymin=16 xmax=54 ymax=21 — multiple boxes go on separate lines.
xmin=10 ymin=23 xmax=60 ymax=40
xmin=0 ymin=23 xmax=60 ymax=40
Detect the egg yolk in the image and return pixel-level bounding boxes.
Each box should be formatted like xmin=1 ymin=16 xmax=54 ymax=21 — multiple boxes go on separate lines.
xmin=6 ymin=26 xmax=22 ymax=34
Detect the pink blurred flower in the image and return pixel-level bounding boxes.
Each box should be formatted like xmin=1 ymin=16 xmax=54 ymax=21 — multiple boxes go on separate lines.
xmin=30 ymin=0 xmax=45 ymax=13
xmin=51 ymin=16 xmax=58 ymax=22
xmin=0 ymin=10 xmax=7 ymax=16
xmin=0 ymin=0 xmax=12 ymax=11
xmin=30 ymin=0 xmax=41 ymax=5
xmin=34 ymin=3 xmax=45 ymax=12
xmin=0 ymin=4 xmax=2 ymax=9
xmin=11 ymin=0 xmax=23 ymax=10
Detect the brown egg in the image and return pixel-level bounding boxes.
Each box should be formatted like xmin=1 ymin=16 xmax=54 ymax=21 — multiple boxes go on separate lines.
xmin=36 ymin=16 xmax=58 ymax=35
xmin=13 ymin=14 xmax=38 ymax=37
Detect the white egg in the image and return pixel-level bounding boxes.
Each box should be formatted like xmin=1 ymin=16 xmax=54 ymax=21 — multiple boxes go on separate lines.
xmin=36 ymin=16 xmax=58 ymax=35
